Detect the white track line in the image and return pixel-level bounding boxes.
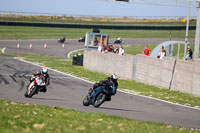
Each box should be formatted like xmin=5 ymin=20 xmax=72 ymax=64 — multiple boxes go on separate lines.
xmin=67 ymin=48 xmax=84 ymax=58
xmin=14 ymin=57 xmax=200 ymax=111
xmin=2 ymin=47 xmax=6 ymax=53
xmin=15 ymin=58 xmax=94 ymax=84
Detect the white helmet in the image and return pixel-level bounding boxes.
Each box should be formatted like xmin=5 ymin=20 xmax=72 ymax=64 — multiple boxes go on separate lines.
xmin=41 ymin=67 xmax=48 ymax=74
xmin=111 ymin=74 xmax=118 ymax=82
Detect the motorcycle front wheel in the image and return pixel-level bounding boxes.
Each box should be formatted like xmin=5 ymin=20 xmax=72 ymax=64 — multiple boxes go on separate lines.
xmin=83 ymin=95 xmax=90 ymax=106
xmin=24 ymin=86 xmax=37 ymax=98
xmin=94 ymin=93 xmax=107 ymax=108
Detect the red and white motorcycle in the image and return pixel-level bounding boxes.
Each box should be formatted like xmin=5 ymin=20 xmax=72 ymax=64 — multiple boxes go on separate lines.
xmin=24 ymin=75 xmax=46 ymax=98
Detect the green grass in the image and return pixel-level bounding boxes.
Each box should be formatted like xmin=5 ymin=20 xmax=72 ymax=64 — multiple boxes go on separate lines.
xmin=0 ymin=16 xmax=197 ymax=26
xmin=1 ymin=100 xmax=199 ymax=133
xmin=1 ymin=52 xmax=200 ymax=108
xmin=70 ymin=50 xmax=84 ymax=59
xmin=0 ymin=26 xmax=196 ymax=40
xmin=124 ymin=44 xmax=157 ymax=55
xmin=0 ymin=26 xmax=93 ymax=40
xmin=1 ymin=50 xmax=200 ymax=132
xmin=1 ymin=15 xmax=200 ymax=133
xmin=124 ymin=44 xmax=198 ymax=58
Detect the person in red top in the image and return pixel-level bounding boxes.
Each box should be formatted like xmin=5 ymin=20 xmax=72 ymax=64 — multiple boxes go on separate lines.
xmin=142 ymin=46 xmax=150 ymax=56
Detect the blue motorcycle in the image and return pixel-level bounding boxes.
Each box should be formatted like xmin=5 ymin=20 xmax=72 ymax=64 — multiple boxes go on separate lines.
xmin=83 ymin=82 xmax=116 ymax=108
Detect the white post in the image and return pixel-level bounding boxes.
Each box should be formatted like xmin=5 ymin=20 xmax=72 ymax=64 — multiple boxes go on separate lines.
xmin=85 ymin=33 xmax=89 ymax=50
xmin=184 ymin=0 xmax=191 ymax=57
xmin=194 ymin=1 xmax=200 ymax=59
xmin=177 ymin=43 xmax=180 ymax=59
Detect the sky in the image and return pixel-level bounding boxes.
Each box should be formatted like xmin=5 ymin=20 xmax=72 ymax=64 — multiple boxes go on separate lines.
xmin=0 ymin=0 xmax=198 ymax=18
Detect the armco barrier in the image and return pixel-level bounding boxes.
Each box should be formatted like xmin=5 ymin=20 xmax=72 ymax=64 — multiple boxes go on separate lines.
xmin=83 ymin=51 xmax=134 ymax=80
xmin=83 ymin=51 xmax=200 ymax=97
xmin=170 ymin=60 xmax=200 ymax=96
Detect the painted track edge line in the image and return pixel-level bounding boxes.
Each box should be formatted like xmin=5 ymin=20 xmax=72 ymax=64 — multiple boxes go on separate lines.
xmin=119 ymin=89 xmax=200 ymax=111
xmin=15 ymin=57 xmax=200 ymax=111
xmin=67 ymin=48 xmax=84 ymax=59
xmin=14 ymin=57 xmax=95 ymax=85
xmin=2 ymin=47 xmax=6 ymax=53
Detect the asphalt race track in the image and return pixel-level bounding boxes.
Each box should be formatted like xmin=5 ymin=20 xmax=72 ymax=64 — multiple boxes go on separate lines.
xmin=0 ymin=39 xmax=85 ymax=58
xmin=0 ymin=38 xmax=200 ymax=129
xmin=0 ymin=38 xmax=195 ymax=58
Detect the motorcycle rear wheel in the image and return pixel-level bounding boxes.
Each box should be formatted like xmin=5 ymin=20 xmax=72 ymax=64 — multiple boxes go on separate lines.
xmin=83 ymin=95 xmax=90 ymax=106
xmin=94 ymin=93 xmax=107 ymax=108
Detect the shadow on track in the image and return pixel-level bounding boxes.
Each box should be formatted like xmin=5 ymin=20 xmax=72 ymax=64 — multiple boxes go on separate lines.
xmin=99 ymin=106 xmax=141 ymax=112
xmin=31 ymin=97 xmax=70 ymax=102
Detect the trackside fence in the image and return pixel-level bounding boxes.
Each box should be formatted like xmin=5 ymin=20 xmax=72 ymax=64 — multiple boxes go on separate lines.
xmin=0 ymin=21 xmax=196 ymax=30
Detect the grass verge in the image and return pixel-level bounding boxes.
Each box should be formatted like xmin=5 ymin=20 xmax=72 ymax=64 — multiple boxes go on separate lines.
xmin=0 ymin=15 xmax=197 ymax=26
xmin=69 ymin=50 xmax=84 ymax=59
xmin=0 ymin=26 xmax=196 ymax=40
xmin=1 ymin=52 xmax=200 ymax=108
xmin=0 ymin=100 xmax=199 ymax=133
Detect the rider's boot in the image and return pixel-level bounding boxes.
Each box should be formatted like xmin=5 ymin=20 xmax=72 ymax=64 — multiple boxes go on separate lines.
xmin=106 ymin=96 xmax=111 ymax=101
xmin=88 ymin=88 xmax=92 ymax=94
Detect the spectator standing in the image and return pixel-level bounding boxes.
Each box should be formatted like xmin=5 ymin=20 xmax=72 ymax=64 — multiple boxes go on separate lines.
xmin=106 ymin=45 xmax=113 ymax=52
xmin=101 ymin=44 xmax=106 ymax=52
xmin=142 ymin=46 xmax=150 ymax=56
xmin=98 ymin=43 xmax=102 ymax=52
xmin=185 ymin=47 xmax=193 ymax=60
xmin=157 ymin=46 xmax=166 ymax=59
xmin=118 ymin=44 xmax=124 ymax=55
xmin=112 ymin=44 xmax=119 ymax=53
xmin=98 ymin=43 xmax=106 ymax=52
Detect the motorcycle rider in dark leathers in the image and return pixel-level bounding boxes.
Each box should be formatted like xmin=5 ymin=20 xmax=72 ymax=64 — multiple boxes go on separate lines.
xmin=59 ymin=37 xmax=66 ymax=43
xmin=91 ymin=74 xmax=118 ymax=101
xmin=27 ymin=67 xmax=50 ymax=93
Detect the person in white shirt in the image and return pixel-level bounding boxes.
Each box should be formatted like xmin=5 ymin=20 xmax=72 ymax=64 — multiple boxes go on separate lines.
xmin=118 ymin=44 xmax=124 ymax=55
xmin=157 ymin=46 xmax=166 ymax=59
xmin=98 ymin=43 xmax=102 ymax=52
xmin=98 ymin=43 xmax=106 ymax=52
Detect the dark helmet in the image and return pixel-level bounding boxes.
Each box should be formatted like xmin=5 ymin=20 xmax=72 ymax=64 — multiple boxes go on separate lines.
xmin=110 ymin=74 xmax=118 ymax=82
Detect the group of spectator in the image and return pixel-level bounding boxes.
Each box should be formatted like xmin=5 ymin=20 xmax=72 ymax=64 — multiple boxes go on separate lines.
xmin=97 ymin=42 xmax=193 ymax=60
xmin=98 ymin=44 xmax=124 ymax=55
xmin=142 ymin=45 xmax=166 ymax=59
xmin=142 ymin=45 xmax=193 ymax=61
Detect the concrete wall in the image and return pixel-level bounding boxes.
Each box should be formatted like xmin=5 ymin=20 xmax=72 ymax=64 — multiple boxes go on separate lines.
xmin=170 ymin=60 xmax=200 ymax=96
xmin=135 ymin=54 xmax=176 ymax=89
xmin=83 ymin=51 xmax=200 ymax=97
xmin=83 ymin=50 xmax=134 ymax=80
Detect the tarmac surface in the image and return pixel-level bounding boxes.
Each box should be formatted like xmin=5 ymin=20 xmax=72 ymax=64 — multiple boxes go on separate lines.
xmin=0 ymin=38 xmax=195 ymax=58
xmin=0 ymin=38 xmax=200 ymax=129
